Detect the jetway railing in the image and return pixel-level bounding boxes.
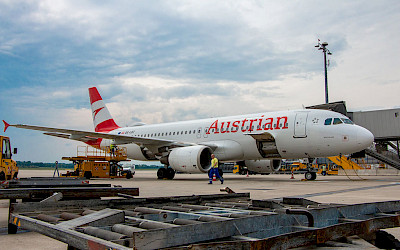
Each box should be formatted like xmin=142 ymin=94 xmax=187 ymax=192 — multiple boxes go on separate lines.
xmin=365 ymin=148 xmax=400 ymax=170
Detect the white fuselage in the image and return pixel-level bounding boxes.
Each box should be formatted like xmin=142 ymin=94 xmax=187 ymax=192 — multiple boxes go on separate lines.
xmin=99 ymin=109 xmax=374 ymax=162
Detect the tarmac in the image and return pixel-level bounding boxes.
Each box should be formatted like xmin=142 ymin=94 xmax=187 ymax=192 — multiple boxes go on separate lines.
xmin=2 ymin=169 xmax=400 ymax=249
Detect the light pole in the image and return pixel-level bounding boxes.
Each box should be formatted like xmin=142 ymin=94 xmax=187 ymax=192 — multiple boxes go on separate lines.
xmin=315 ymin=40 xmax=332 ymax=104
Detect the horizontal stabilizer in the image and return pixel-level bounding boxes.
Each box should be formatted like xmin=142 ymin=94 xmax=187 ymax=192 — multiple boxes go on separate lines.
xmin=3 ymin=120 xmax=10 ymax=132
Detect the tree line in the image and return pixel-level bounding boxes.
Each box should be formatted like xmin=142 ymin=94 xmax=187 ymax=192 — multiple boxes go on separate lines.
xmin=16 ymin=161 xmax=160 ymax=169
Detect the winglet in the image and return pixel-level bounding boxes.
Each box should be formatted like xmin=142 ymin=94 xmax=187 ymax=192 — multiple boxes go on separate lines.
xmin=3 ymin=120 xmax=10 ymax=132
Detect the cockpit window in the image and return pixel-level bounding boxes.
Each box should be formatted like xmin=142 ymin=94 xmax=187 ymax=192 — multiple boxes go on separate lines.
xmin=341 ymin=118 xmax=354 ymax=124
xmin=324 ymin=118 xmax=332 ymax=125
xmin=333 ymin=118 xmax=343 ymax=125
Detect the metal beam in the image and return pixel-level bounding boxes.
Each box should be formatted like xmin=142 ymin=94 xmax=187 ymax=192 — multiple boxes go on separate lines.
xmin=173 ymin=215 xmax=400 ymax=249
xmin=10 ymin=214 xmax=130 ymax=250
xmin=58 ymin=208 xmax=125 ymax=229
xmin=0 ymin=187 xmax=139 ymax=200
xmin=131 ymin=214 xmax=298 ymax=249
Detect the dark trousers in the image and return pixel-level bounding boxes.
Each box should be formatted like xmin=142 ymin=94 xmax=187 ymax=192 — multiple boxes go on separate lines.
xmin=209 ymin=168 xmax=223 ymax=182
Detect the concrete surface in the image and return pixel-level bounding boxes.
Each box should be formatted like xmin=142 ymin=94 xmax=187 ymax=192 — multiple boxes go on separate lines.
xmin=1 ymin=169 xmax=400 ymax=249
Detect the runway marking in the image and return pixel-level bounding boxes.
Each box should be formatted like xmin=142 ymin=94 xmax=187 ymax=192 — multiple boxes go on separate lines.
xmin=293 ymin=183 xmax=400 ymax=199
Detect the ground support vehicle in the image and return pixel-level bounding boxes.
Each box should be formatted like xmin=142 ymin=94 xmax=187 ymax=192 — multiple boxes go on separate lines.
xmin=61 ymin=146 xmax=133 ymax=179
xmin=0 ymin=135 xmax=18 ymax=180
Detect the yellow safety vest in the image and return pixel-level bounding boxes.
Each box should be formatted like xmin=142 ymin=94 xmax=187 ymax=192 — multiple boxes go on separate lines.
xmin=211 ymin=158 xmax=218 ymax=168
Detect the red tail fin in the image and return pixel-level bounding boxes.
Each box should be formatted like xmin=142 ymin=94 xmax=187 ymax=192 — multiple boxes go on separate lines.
xmin=88 ymin=87 xmax=120 ymax=132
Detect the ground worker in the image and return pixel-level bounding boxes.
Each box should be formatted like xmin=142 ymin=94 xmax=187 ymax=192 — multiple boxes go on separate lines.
xmin=110 ymin=143 xmax=116 ymax=156
xmin=322 ymin=164 xmax=327 ymax=176
xmin=208 ymin=154 xmax=224 ymax=184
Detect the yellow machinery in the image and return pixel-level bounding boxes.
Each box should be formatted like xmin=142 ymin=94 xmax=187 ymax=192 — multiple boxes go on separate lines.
xmin=316 ymin=163 xmax=338 ymax=175
xmin=290 ymin=162 xmax=309 ymax=172
xmin=0 ymin=135 xmax=19 ymax=180
xmin=312 ymin=156 xmax=364 ymax=175
xmin=326 ymin=155 xmax=364 ymax=174
xmin=62 ymin=146 xmax=132 ymax=179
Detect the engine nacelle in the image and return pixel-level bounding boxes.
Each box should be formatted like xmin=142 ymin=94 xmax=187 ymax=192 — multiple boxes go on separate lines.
xmin=125 ymin=143 xmax=157 ymax=161
xmin=244 ymin=159 xmax=281 ymax=173
xmin=168 ymin=145 xmax=213 ymax=173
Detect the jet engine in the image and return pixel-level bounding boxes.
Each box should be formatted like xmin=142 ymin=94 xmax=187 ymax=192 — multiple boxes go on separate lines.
xmin=243 ymin=159 xmax=281 ymax=174
xmin=125 ymin=143 xmax=157 ymax=161
xmin=168 ymin=145 xmax=213 ymax=173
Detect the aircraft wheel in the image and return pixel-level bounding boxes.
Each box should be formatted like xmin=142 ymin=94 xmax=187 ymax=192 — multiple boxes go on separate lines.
xmin=157 ymin=168 xmax=167 ymax=179
xmin=311 ymin=172 xmax=317 ymax=180
xmin=166 ymin=168 xmax=176 ymax=180
xmin=84 ymin=171 xmax=92 ymax=179
xmin=0 ymin=172 xmax=5 ymax=181
xmin=305 ymin=172 xmax=313 ymax=181
xmin=126 ymin=172 xmax=133 ymax=179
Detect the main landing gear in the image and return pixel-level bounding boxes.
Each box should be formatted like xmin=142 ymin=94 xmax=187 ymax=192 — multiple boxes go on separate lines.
xmin=157 ymin=167 xmax=176 ymax=180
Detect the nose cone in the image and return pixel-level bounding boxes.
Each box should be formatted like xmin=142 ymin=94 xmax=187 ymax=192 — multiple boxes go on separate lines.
xmin=356 ymin=126 xmax=374 ymax=150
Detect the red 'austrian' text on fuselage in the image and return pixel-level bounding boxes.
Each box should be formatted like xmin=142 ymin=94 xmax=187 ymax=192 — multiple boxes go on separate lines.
xmin=206 ymin=116 xmax=289 ymax=134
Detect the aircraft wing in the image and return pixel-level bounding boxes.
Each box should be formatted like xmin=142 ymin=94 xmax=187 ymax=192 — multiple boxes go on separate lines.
xmin=3 ymin=121 xmax=195 ymax=148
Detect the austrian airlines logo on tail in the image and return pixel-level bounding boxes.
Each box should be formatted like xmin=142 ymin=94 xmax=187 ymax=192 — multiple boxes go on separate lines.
xmin=88 ymin=87 xmax=120 ymax=133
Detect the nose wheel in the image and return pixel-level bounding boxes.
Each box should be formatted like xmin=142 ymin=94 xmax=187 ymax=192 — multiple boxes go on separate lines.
xmin=305 ymin=171 xmax=317 ymax=180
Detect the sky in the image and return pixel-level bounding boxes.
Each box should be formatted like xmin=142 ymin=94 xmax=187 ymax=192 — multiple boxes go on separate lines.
xmin=1 ymin=1 xmax=399 ymax=163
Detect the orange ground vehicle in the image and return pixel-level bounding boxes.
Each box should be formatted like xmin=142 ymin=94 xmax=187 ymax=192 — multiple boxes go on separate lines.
xmin=62 ymin=146 xmax=133 ymax=179
xmin=0 ymin=135 xmax=19 ymax=180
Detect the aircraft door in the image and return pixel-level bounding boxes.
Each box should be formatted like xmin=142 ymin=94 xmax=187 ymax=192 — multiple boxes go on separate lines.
xmin=197 ymin=127 xmax=202 ymax=139
xmin=203 ymin=127 xmax=209 ymax=138
xmin=294 ymin=112 xmax=308 ymax=138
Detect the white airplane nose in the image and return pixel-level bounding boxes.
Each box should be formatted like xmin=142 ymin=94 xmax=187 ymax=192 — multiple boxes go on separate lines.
xmin=357 ymin=126 xmax=374 ymax=149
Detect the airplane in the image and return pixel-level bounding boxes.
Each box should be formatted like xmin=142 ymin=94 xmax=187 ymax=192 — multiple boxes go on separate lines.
xmin=3 ymin=87 xmax=374 ymax=180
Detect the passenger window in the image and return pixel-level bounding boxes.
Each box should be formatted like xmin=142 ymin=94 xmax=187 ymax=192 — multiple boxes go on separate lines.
xmin=324 ymin=118 xmax=332 ymax=125
xmin=333 ymin=118 xmax=342 ymax=125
